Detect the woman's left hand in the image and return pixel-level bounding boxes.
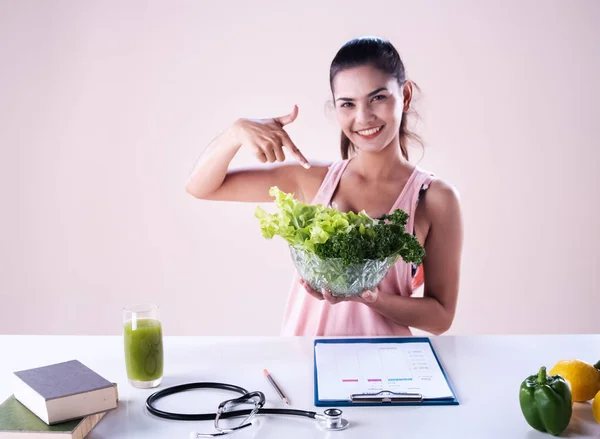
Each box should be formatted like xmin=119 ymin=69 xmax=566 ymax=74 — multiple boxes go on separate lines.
xmin=322 ymin=288 xmax=379 ymax=305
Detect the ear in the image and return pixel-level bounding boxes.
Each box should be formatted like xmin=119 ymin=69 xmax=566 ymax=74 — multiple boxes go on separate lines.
xmin=402 ymin=80 xmax=414 ymax=112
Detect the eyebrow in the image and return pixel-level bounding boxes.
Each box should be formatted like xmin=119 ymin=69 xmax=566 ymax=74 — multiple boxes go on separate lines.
xmin=335 ymin=87 xmax=389 ymax=102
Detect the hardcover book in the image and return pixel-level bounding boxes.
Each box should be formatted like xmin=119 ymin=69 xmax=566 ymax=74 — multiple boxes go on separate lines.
xmin=0 ymin=395 xmax=106 ymax=438
xmin=12 ymin=360 xmax=118 ymax=425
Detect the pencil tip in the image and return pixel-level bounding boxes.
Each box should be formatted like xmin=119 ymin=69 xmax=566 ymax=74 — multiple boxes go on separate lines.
xmin=284 ymin=398 xmax=290 ymax=405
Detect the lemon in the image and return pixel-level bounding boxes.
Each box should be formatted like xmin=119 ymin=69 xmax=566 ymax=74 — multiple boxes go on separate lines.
xmin=549 ymin=359 xmax=600 ymax=402
xmin=593 ymin=390 xmax=600 ymax=423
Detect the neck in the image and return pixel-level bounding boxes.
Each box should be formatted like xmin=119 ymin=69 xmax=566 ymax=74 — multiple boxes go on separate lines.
xmin=350 ymin=139 xmax=412 ymax=181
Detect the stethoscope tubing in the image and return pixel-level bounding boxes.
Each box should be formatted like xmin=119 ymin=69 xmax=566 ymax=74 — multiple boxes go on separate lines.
xmin=145 ymin=382 xmax=318 ymax=421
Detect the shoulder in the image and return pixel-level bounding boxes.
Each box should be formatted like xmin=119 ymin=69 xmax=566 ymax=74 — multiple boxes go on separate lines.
xmin=427 ymin=178 xmax=461 ymax=205
xmin=420 ymin=176 xmax=462 ymax=223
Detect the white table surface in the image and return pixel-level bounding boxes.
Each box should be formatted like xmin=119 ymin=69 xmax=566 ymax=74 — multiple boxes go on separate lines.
xmin=0 ymin=335 xmax=599 ymax=438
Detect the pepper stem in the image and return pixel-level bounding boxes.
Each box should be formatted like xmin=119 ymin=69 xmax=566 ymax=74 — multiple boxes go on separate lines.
xmin=537 ymin=366 xmax=548 ymax=384
xmin=594 ymin=360 xmax=600 ymax=370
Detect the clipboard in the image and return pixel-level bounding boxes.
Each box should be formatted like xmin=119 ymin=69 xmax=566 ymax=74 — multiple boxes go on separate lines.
xmin=313 ymin=337 xmax=459 ymax=407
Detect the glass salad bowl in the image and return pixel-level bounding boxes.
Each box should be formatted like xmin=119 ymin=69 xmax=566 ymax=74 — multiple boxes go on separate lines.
xmin=289 ymin=246 xmax=399 ymax=297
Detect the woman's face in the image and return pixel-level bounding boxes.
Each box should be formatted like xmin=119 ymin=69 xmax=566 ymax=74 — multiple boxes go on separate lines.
xmin=332 ymin=65 xmax=407 ymax=154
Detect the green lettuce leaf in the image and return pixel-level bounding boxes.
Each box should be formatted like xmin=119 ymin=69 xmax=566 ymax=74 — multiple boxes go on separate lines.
xmin=255 ymin=186 xmax=425 ymax=266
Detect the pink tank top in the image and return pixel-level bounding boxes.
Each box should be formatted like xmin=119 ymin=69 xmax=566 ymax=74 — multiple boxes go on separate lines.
xmin=280 ymin=159 xmax=435 ymax=336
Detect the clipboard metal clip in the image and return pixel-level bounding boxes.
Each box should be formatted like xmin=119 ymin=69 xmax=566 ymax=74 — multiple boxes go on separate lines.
xmin=350 ymin=390 xmax=423 ymax=403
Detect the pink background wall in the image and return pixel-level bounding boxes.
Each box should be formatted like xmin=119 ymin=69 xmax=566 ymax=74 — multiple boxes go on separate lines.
xmin=1 ymin=0 xmax=598 ymax=335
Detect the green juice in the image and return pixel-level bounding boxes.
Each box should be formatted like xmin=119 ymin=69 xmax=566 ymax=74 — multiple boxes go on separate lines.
xmin=124 ymin=318 xmax=163 ymax=382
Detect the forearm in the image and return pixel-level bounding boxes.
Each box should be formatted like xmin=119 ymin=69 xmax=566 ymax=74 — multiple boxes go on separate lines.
xmin=367 ymin=291 xmax=453 ymax=335
xmin=185 ymin=125 xmax=241 ymax=198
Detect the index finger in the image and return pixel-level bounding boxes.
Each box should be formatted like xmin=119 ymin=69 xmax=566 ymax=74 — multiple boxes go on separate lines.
xmin=280 ymin=131 xmax=311 ymax=169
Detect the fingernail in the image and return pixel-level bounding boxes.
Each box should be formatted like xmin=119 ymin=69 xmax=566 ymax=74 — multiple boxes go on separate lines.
xmin=303 ymin=163 xmax=311 ymax=169
xmin=361 ymin=291 xmax=372 ymax=300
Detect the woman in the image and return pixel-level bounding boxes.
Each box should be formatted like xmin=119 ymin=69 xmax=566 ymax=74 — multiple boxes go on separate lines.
xmin=186 ymin=36 xmax=463 ymax=336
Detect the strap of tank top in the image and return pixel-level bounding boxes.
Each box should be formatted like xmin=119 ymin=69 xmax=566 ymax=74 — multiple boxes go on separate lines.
xmin=409 ymin=168 xmax=436 ymax=209
xmin=310 ymin=160 xmax=349 ymax=205
xmin=421 ymin=171 xmax=436 ymax=190
xmin=397 ymin=167 xmax=435 ymax=234
xmin=388 ymin=165 xmax=419 ymax=212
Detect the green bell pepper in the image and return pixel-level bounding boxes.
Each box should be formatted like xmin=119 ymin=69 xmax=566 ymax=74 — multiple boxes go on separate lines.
xmin=519 ymin=366 xmax=572 ymax=436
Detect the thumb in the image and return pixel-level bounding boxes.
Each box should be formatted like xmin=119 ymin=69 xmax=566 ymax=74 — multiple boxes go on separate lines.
xmin=360 ymin=289 xmax=378 ymax=303
xmin=274 ymin=105 xmax=298 ymax=126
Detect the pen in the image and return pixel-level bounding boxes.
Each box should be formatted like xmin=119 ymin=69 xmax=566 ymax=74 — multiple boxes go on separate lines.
xmin=263 ymin=368 xmax=289 ymax=406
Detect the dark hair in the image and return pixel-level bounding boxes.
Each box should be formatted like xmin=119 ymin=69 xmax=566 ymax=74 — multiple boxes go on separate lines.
xmin=329 ymin=36 xmax=423 ymax=160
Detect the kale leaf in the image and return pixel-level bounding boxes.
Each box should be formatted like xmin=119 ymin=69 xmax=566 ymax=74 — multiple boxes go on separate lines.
xmin=255 ymin=186 xmax=425 ymax=267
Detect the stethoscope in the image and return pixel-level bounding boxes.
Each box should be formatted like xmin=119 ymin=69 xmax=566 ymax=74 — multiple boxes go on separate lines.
xmin=145 ymin=382 xmax=349 ymax=437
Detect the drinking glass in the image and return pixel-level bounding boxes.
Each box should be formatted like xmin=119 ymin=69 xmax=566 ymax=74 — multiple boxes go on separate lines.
xmin=123 ymin=304 xmax=164 ymax=388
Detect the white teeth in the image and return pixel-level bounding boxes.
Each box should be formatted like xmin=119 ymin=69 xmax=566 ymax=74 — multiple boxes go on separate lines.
xmin=357 ymin=126 xmax=382 ymax=136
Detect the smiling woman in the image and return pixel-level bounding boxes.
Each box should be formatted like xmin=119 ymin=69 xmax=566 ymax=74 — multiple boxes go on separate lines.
xmin=185 ymin=36 xmax=464 ymax=337
xmin=336 ymin=83 xmax=395 ymax=145
xmin=330 ymin=43 xmax=423 ymax=162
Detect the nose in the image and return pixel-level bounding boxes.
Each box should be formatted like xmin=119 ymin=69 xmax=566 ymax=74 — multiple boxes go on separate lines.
xmin=355 ymin=103 xmax=376 ymax=126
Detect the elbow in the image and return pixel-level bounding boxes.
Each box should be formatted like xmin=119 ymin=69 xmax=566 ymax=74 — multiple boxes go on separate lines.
xmin=185 ymin=186 xmax=200 ymax=199
xmin=429 ymin=325 xmax=450 ymax=336
xmin=429 ymin=312 xmax=454 ymax=336
xmin=185 ymin=182 xmax=209 ymax=200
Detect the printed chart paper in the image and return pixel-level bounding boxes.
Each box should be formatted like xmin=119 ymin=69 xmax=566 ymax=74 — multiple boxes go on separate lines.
xmin=315 ymin=341 xmax=454 ymax=401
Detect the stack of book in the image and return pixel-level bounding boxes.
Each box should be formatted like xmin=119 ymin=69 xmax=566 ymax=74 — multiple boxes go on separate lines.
xmin=0 ymin=360 xmax=118 ymax=438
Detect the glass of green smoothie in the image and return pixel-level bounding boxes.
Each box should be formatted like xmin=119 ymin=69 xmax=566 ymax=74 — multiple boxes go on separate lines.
xmin=123 ymin=304 xmax=164 ymax=388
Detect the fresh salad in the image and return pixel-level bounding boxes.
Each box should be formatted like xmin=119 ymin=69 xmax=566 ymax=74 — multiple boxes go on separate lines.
xmin=255 ymin=187 xmax=425 ymax=296
xmin=255 ymin=186 xmax=425 ymax=265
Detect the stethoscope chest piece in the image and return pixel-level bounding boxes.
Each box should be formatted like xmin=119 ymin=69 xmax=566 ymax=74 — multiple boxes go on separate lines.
xmin=316 ymin=408 xmax=349 ymax=431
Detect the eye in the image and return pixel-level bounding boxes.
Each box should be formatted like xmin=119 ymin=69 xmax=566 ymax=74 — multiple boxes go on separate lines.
xmin=371 ymin=95 xmax=386 ymax=102
xmin=340 ymin=102 xmax=354 ymax=108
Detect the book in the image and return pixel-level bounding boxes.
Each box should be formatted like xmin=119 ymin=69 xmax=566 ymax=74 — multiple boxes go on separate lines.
xmin=12 ymin=360 xmax=118 ymax=425
xmin=0 ymin=395 xmax=105 ymax=438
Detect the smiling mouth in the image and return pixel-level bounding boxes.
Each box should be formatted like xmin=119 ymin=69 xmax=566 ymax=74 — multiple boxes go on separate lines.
xmin=355 ymin=125 xmax=384 ymax=137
